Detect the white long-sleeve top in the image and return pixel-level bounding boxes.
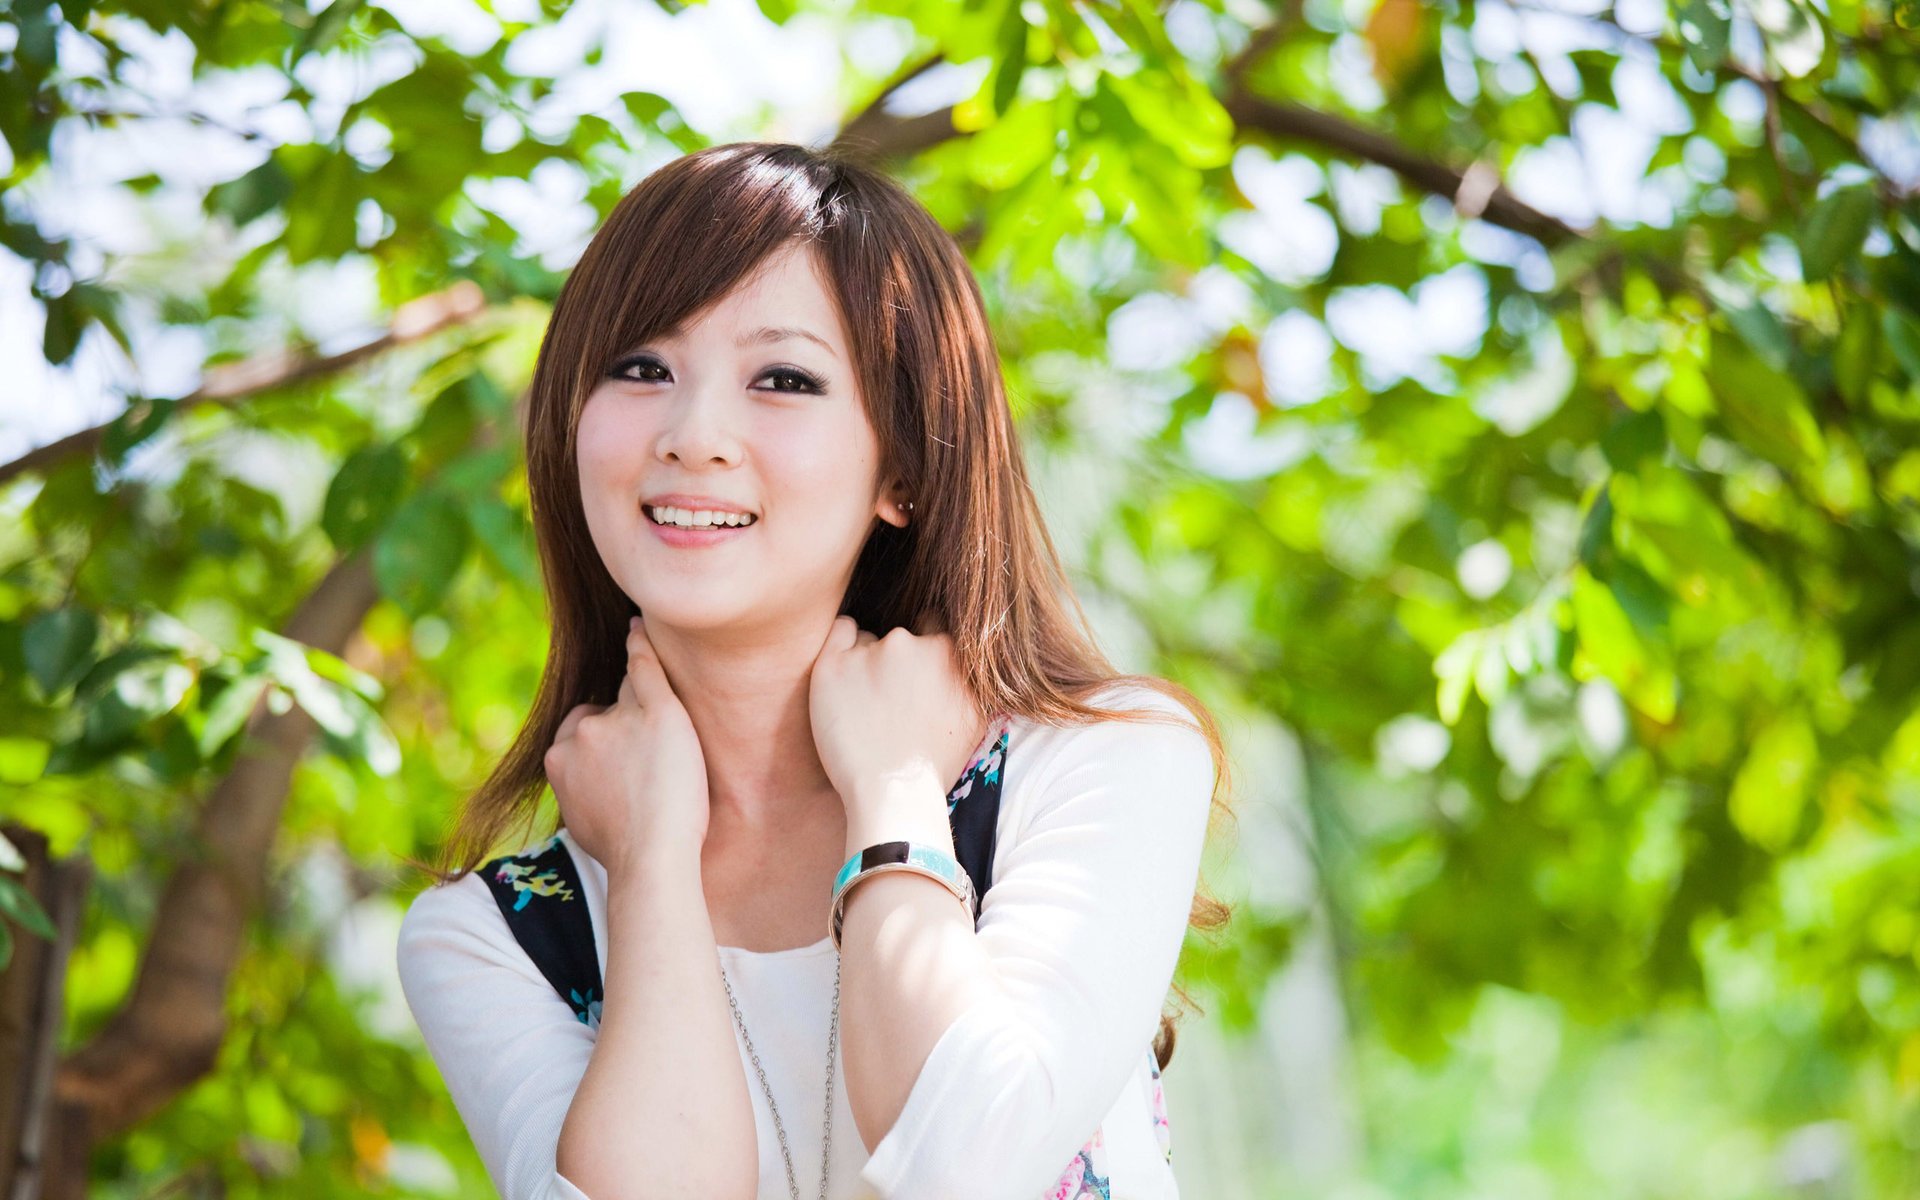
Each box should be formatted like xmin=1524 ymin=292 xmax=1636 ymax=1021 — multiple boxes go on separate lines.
xmin=395 ymin=682 xmax=1215 ymax=1200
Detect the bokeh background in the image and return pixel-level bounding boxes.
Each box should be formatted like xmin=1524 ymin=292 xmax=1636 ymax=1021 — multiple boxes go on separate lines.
xmin=4 ymin=0 xmax=1920 ymax=1196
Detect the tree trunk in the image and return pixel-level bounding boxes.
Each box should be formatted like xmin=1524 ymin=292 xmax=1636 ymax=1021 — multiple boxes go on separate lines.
xmin=0 ymin=826 xmax=94 ymax=1200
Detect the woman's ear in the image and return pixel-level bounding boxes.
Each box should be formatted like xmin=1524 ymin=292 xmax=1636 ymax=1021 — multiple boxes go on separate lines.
xmin=876 ymin=477 xmax=912 ymax=529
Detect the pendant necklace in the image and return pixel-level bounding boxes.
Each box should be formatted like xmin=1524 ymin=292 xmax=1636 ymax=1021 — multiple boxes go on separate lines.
xmin=718 ymin=951 xmax=841 ymax=1200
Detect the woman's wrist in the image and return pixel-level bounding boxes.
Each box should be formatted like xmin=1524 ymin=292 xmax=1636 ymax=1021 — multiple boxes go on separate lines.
xmin=844 ymin=780 xmax=956 ymax=860
xmin=830 ymin=843 xmax=975 ymax=948
xmin=606 ymin=836 xmax=704 ymax=893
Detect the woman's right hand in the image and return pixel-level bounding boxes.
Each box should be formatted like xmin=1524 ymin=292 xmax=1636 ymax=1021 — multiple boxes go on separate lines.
xmin=545 ymin=615 xmax=711 ymax=875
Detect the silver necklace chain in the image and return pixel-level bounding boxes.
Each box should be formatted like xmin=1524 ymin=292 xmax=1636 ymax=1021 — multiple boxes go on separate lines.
xmin=718 ymin=951 xmax=840 ymax=1200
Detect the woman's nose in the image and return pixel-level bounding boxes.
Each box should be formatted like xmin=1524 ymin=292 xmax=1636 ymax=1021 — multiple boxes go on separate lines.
xmin=655 ymin=383 xmax=743 ymax=466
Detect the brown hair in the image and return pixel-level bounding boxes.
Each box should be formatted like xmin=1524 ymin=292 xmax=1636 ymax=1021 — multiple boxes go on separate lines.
xmin=412 ymin=141 xmax=1238 ymax=1069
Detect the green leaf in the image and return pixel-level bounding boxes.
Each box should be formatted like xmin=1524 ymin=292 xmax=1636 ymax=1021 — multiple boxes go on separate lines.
xmin=1728 ymin=715 xmax=1817 ymax=851
xmin=282 ymin=152 xmax=362 ymax=264
xmin=208 ymin=158 xmax=293 ymax=226
xmin=196 ymin=669 xmax=270 ymax=758
xmin=1882 ymin=310 xmax=1920 ymax=381
xmin=83 ymin=658 xmax=197 ymax=747
xmin=23 ymin=607 xmax=99 ymax=698
xmin=304 ymin=644 xmax=385 ymax=705
xmin=1799 ymin=184 xmax=1876 ymax=282
xmin=1704 ymin=332 xmax=1827 ymax=475
xmin=1704 ymin=275 xmax=1793 ymax=371
xmin=99 ymin=394 xmax=183 ymax=464
xmin=1601 ymin=408 xmax=1666 ymax=473
xmin=372 ymin=489 xmax=471 ymax=618
xmin=1676 ymin=0 xmax=1731 ymax=72
xmin=1106 ymin=71 xmax=1234 ymax=170
xmin=319 ymin=689 xmax=403 ymax=776
xmin=622 ymin=91 xmax=675 ymax=129
xmin=248 ymin=629 xmax=398 ymax=774
xmin=1754 ymin=0 xmax=1826 ymax=78
xmin=1834 ymin=306 xmax=1878 ymax=404
xmin=323 ymin=444 xmax=410 ymax=553
xmin=466 ymin=494 xmax=540 ymax=591
xmin=40 ymin=287 xmax=82 ymax=365
xmin=1576 ymin=479 xmax=1614 ymax=569
xmin=412 ymin=375 xmax=491 ymax=470
xmin=137 ymin=609 xmax=223 ymax=660
xmin=991 ymin=0 xmax=1029 ymax=118
xmin=1434 ymin=632 xmax=1480 ymax=725
xmin=294 ymin=0 xmax=365 ymax=60
xmin=1570 ymin=568 xmax=1676 ymax=722
xmin=0 ymin=878 xmax=56 ymax=942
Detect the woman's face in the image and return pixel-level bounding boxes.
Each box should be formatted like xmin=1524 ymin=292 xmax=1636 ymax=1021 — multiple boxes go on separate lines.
xmin=575 ymin=241 xmax=903 ymax=634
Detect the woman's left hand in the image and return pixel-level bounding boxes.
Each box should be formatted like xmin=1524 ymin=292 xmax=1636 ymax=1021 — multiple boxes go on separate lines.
xmin=808 ymin=613 xmax=988 ymax=821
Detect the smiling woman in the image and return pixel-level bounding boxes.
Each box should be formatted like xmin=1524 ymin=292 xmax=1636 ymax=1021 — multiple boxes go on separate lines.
xmin=572 ymin=240 xmax=884 ymax=631
xmin=394 ymin=142 xmax=1236 ymax=1200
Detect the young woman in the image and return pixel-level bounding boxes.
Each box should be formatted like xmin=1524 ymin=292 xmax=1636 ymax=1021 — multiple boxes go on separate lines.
xmin=396 ymin=142 xmax=1235 ymax=1200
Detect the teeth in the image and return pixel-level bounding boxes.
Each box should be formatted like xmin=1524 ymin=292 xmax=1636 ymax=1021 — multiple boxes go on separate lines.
xmin=647 ymin=505 xmax=757 ymax=529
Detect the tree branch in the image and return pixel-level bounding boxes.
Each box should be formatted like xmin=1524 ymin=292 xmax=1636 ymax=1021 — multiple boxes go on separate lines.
xmin=47 ymin=549 xmax=381 ymax=1167
xmin=1219 ymin=89 xmax=1584 ymax=248
xmin=831 ymin=52 xmax=957 ymax=160
xmin=829 ymin=24 xmax=1588 ymax=253
xmin=0 ymin=280 xmax=488 ymax=489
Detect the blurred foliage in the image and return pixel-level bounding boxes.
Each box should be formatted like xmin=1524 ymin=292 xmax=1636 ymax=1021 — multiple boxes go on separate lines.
xmin=4 ymin=0 xmax=1920 ymax=1195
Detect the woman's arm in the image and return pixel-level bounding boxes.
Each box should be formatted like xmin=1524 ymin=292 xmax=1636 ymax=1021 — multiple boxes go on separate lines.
xmin=396 ymin=851 xmax=757 ymax=1200
xmin=556 ymin=845 xmax=758 ymax=1200
xmin=838 ymin=688 xmax=1216 ymax=1200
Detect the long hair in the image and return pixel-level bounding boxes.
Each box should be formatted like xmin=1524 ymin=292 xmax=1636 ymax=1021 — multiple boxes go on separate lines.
xmin=412 ymin=141 xmax=1238 ymax=1069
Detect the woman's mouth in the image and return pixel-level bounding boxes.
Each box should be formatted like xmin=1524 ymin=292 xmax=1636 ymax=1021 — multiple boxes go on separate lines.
xmin=644 ymin=504 xmax=758 ymax=548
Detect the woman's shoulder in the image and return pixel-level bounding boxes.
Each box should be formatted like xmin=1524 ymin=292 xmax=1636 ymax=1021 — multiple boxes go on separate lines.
xmin=396 ymin=860 xmax=498 ymax=950
xmin=1005 ymin=680 xmax=1207 ymax=758
xmin=1001 ymin=680 xmax=1214 ymax=806
xmin=398 ymin=832 xmax=564 ymax=942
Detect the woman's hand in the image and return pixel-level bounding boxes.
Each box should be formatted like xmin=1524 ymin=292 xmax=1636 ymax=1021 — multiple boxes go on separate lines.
xmin=807 ymin=613 xmax=987 ymax=822
xmin=545 ymin=615 xmax=711 ymax=876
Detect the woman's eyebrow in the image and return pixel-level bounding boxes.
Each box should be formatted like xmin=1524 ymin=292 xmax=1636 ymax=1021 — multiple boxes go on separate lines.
xmin=736 ymin=325 xmax=837 ymax=359
xmin=641 ymin=324 xmax=838 ymax=360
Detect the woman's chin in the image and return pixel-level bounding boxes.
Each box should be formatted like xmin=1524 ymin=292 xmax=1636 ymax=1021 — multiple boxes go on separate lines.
xmin=632 ymin=598 xmax=768 ymax=635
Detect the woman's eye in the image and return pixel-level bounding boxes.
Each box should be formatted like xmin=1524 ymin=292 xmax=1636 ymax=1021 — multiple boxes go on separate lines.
xmin=761 ymin=367 xmax=826 ymax=394
xmin=605 ymin=356 xmax=823 ymax=394
xmin=610 ymin=355 xmax=669 ymax=382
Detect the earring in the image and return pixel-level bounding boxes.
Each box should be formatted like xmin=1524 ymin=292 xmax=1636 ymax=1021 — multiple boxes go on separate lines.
xmin=902 ymin=499 xmax=914 ymax=513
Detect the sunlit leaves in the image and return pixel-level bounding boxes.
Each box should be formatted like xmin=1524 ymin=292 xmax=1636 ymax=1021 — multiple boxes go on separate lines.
xmin=1105 ymin=71 xmax=1234 ymax=171
xmin=7 ymin=0 xmax=1920 ymax=1191
xmin=1729 ymin=712 xmax=1818 ymax=850
xmin=195 ymin=668 xmax=272 ymax=759
xmin=251 ymin=630 xmax=400 ymax=775
xmin=990 ymin=0 xmax=1029 ymax=118
xmin=1570 ymin=567 xmax=1677 ymax=723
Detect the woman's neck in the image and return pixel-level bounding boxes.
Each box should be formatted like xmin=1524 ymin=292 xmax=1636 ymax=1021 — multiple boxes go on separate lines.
xmin=642 ymin=617 xmax=841 ymax=835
